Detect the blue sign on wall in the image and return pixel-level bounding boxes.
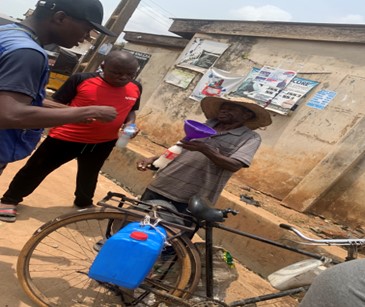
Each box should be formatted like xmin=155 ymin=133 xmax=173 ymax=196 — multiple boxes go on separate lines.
xmin=306 ymin=90 xmax=337 ymax=110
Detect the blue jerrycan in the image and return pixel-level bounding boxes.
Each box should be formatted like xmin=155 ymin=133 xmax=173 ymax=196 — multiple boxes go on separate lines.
xmin=89 ymin=221 xmax=167 ymax=289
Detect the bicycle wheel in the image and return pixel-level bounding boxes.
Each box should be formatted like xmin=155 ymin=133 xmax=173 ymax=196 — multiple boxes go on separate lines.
xmin=17 ymin=208 xmax=201 ymax=306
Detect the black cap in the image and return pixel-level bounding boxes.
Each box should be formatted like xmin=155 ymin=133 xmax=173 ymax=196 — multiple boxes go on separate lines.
xmin=37 ymin=0 xmax=117 ymax=37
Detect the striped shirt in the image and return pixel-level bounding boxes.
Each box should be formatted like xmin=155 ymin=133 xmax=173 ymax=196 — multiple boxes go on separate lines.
xmin=148 ymin=120 xmax=261 ymax=205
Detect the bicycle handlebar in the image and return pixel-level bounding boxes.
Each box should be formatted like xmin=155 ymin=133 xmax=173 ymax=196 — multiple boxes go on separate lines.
xmin=280 ymin=224 xmax=365 ymax=246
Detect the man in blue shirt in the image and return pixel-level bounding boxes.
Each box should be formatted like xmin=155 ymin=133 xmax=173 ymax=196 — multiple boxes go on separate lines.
xmin=0 ymin=0 xmax=118 ymax=219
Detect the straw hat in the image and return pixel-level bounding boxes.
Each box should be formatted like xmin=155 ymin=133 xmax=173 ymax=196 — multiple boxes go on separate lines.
xmin=200 ymin=96 xmax=272 ymax=130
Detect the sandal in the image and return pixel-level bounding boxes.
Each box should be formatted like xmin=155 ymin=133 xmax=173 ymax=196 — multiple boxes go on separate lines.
xmin=0 ymin=204 xmax=17 ymax=222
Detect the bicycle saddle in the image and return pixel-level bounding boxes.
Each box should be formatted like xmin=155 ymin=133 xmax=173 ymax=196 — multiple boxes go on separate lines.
xmin=188 ymin=195 xmax=224 ymax=222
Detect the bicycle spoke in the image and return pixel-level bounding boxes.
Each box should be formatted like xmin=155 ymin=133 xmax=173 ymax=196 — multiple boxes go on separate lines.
xmin=17 ymin=209 xmax=200 ymax=306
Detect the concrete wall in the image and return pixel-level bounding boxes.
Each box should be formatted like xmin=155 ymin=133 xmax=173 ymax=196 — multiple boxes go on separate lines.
xmin=100 ymin=25 xmax=365 ymax=277
xmin=104 ymin=32 xmax=365 ymax=228
xmin=123 ymin=42 xmax=183 ymax=110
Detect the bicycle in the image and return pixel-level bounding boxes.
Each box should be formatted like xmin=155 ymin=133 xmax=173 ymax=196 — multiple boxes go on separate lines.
xmin=17 ymin=192 xmax=365 ymax=306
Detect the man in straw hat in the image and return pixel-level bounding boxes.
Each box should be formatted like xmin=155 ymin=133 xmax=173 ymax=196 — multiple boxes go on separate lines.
xmin=136 ymin=96 xmax=272 ymax=226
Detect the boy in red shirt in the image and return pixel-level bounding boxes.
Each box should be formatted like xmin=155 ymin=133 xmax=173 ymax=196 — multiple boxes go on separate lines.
xmin=0 ymin=50 xmax=141 ymax=221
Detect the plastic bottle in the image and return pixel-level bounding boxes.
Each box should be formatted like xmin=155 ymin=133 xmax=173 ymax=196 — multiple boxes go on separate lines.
xmin=88 ymin=222 xmax=166 ymax=289
xmin=116 ymin=123 xmax=137 ymax=148
xmin=152 ymin=141 xmax=182 ymax=170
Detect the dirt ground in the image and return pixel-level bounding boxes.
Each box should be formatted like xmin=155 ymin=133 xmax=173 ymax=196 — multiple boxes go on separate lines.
xmin=0 ymin=157 xmax=300 ymax=307
xmin=0 ymin=158 xmax=124 ymax=307
xmin=2 ymin=135 xmax=362 ymax=306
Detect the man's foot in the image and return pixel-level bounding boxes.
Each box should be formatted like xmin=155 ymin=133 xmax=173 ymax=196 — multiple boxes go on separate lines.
xmin=0 ymin=203 xmax=17 ymax=222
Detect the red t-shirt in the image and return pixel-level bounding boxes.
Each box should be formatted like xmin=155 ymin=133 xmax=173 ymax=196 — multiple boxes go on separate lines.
xmin=49 ymin=73 xmax=141 ymax=143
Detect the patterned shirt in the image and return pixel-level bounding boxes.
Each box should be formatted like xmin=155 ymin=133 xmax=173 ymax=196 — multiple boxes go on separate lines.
xmin=148 ymin=119 xmax=261 ymax=205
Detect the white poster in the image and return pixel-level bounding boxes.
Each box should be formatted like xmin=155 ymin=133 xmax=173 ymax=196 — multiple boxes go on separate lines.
xmin=164 ymin=68 xmax=196 ymax=89
xmin=244 ymin=66 xmax=296 ymax=103
xmin=189 ymin=67 xmax=245 ymax=102
xmin=176 ymin=38 xmax=230 ymax=73
xmin=229 ymin=67 xmax=261 ymax=97
xmin=254 ymin=66 xmax=296 ymax=89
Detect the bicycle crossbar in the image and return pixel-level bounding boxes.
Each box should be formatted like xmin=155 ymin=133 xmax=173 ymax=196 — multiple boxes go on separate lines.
xmin=215 ymin=223 xmax=329 ymax=261
xmin=229 ymin=286 xmax=308 ymax=306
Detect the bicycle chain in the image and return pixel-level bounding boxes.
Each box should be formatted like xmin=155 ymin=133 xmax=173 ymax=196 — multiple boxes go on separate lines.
xmin=139 ymin=283 xmax=190 ymax=306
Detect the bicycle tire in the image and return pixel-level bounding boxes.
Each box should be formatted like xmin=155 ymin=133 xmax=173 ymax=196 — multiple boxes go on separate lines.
xmin=17 ymin=208 xmax=201 ymax=306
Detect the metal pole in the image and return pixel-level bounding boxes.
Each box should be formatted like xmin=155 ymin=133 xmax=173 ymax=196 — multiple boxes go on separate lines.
xmin=74 ymin=0 xmax=141 ymax=73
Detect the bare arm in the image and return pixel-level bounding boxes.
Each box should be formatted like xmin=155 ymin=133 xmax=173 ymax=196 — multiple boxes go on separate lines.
xmin=179 ymin=140 xmax=245 ymax=172
xmin=0 ymin=92 xmax=118 ymax=129
xmin=42 ymin=98 xmax=69 ymax=109
xmin=136 ymin=139 xmax=245 ymax=172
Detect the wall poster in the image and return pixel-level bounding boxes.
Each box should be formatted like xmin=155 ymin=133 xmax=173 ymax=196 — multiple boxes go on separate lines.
xmin=306 ymin=90 xmax=336 ymax=110
xmin=164 ymin=68 xmax=196 ymax=89
xmin=189 ymin=67 xmax=245 ymax=102
xmin=238 ymin=66 xmax=296 ymax=103
xmin=270 ymin=77 xmax=319 ymax=114
xmin=123 ymin=49 xmax=151 ymax=77
xmin=175 ymin=38 xmax=230 ymax=73
xmin=230 ymin=67 xmax=319 ymax=115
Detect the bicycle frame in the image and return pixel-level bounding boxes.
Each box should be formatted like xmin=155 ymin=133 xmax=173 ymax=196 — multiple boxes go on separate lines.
xmin=18 ymin=192 xmax=365 ymax=307
xmin=97 ymin=192 xmax=363 ymax=306
xmin=202 ymin=221 xmax=327 ymax=305
xmin=100 ymin=194 xmax=319 ymax=304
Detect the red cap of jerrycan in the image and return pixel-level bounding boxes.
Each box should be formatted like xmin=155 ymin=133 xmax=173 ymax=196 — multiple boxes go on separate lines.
xmin=130 ymin=231 xmax=148 ymax=241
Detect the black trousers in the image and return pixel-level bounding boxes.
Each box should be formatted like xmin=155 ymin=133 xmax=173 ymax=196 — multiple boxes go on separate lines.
xmin=140 ymin=189 xmax=189 ymax=216
xmin=1 ymin=136 xmax=116 ymax=207
xmin=140 ymin=189 xmax=196 ymax=237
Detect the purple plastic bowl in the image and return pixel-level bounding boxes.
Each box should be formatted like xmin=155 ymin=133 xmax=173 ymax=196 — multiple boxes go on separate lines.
xmin=184 ymin=120 xmax=217 ymax=140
